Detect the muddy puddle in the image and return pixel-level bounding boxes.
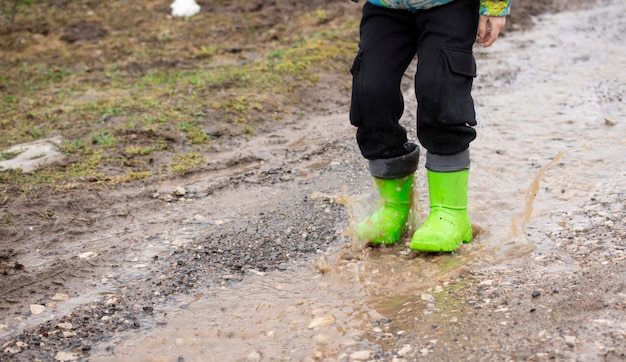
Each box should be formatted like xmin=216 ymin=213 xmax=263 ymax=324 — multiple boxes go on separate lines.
xmin=88 ymin=242 xmax=492 ymax=361
xmin=90 ymin=1 xmax=625 ymax=360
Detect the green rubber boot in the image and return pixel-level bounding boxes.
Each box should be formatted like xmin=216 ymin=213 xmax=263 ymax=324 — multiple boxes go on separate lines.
xmin=410 ymin=169 xmax=472 ymax=252
xmin=355 ymin=174 xmax=414 ymax=245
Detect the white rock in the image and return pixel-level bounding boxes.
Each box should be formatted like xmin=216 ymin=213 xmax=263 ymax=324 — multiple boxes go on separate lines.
xmin=105 ymin=297 xmax=119 ymax=305
xmin=4 ymin=346 xmax=21 ymax=354
xmin=397 ymin=344 xmax=413 ymax=357
xmin=55 ymin=351 xmax=78 ymax=361
xmin=51 ymin=293 xmax=70 ymax=301
xmin=171 ymin=0 xmax=201 ymax=17
xmin=308 ymin=316 xmax=335 ymax=329
xmin=15 ymin=341 xmax=28 ymax=349
xmin=246 ymin=350 xmax=262 ymax=361
xmin=173 ymin=186 xmax=186 ymax=196
xmin=30 ymin=304 xmax=46 ymax=315
xmin=78 ymin=252 xmax=97 ymax=260
xmin=0 ymin=137 xmax=63 ymax=172
xmin=349 ymin=350 xmax=372 ymax=360
xmin=57 ymin=322 xmax=73 ymax=330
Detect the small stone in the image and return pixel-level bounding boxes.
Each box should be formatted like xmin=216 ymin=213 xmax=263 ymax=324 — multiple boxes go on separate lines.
xmin=4 ymin=346 xmax=21 ymax=354
xmin=55 ymin=351 xmax=78 ymax=361
xmin=78 ymin=252 xmax=97 ymax=260
xmin=15 ymin=341 xmax=28 ymax=349
xmin=246 ymin=350 xmax=262 ymax=361
xmin=350 ymin=350 xmax=372 ymax=360
xmin=308 ymin=316 xmax=335 ymax=329
xmin=51 ymin=293 xmax=70 ymax=301
xmin=105 ymin=297 xmax=119 ymax=305
xmin=173 ymin=186 xmax=186 ymax=196
xmin=62 ymin=331 xmax=77 ymax=338
xmin=531 ymin=290 xmax=541 ymax=298
xmin=57 ymin=322 xmax=73 ymax=330
xmin=30 ymin=304 xmax=46 ymax=315
xmin=397 ymin=344 xmax=413 ymax=357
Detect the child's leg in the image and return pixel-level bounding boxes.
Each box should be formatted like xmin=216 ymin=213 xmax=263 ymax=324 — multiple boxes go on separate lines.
xmin=414 ymin=0 xmax=480 ymax=160
xmin=349 ymin=3 xmax=419 ymax=162
xmin=350 ymin=4 xmax=422 ymax=245
xmin=410 ymin=1 xmax=480 ymax=252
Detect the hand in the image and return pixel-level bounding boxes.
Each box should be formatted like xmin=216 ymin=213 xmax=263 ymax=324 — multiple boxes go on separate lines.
xmin=477 ymin=15 xmax=507 ymax=48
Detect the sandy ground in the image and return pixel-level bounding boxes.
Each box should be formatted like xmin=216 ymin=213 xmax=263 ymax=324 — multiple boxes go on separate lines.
xmin=1 ymin=0 xmax=625 ymax=361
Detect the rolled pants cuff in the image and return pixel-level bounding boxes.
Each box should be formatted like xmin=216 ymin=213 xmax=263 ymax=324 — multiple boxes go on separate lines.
xmin=425 ymin=149 xmax=470 ymax=172
xmin=369 ymin=143 xmax=420 ymax=179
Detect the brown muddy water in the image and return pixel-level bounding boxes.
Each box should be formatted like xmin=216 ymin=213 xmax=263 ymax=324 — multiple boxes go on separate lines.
xmin=90 ymin=0 xmax=625 ymax=360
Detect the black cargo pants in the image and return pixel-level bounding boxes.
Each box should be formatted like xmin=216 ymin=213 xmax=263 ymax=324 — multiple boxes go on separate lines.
xmin=349 ymin=0 xmax=480 ymax=177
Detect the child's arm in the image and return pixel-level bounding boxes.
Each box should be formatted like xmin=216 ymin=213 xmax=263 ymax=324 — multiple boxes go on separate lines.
xmin=477 ymin=15 xmax=506 ymax=48
xmin=477 ymin=0 xmax=511 ymax=48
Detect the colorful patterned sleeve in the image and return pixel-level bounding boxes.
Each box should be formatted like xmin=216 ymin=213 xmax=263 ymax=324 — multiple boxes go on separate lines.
xmin=479 ymin=0 xmax=511 ymax=16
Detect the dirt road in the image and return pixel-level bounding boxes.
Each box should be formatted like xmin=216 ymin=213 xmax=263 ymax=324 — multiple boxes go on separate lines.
xmin=1 ymin=0 xmax=625 ymax=361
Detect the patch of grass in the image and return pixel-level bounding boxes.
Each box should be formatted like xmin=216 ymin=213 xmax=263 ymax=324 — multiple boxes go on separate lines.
xmin=60 ymin=139 xmax=85 ymax=154
xmin=91 ymin=130 xmax=117 ymax=148
xmin=1 ymin=149 xmax=24 ymax=160
xmin=219 ymin=96 xmax=263 ymax=114
xmin=109 ymin=171 xmax=152 ymax=184
xmin=0 ymin=2 xmax=358 ymax=186
xmin=177 ymin=121 xmax=210 ymax=144
xmin=124 ymin=145 xmax=164 ymax=156
xmin=172 ymin=152 xmax=205 ymax=175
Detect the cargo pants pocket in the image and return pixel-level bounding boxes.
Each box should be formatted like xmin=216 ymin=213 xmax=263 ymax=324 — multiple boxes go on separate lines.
xmin=438 ymin=47 xmax=477 ymax=126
